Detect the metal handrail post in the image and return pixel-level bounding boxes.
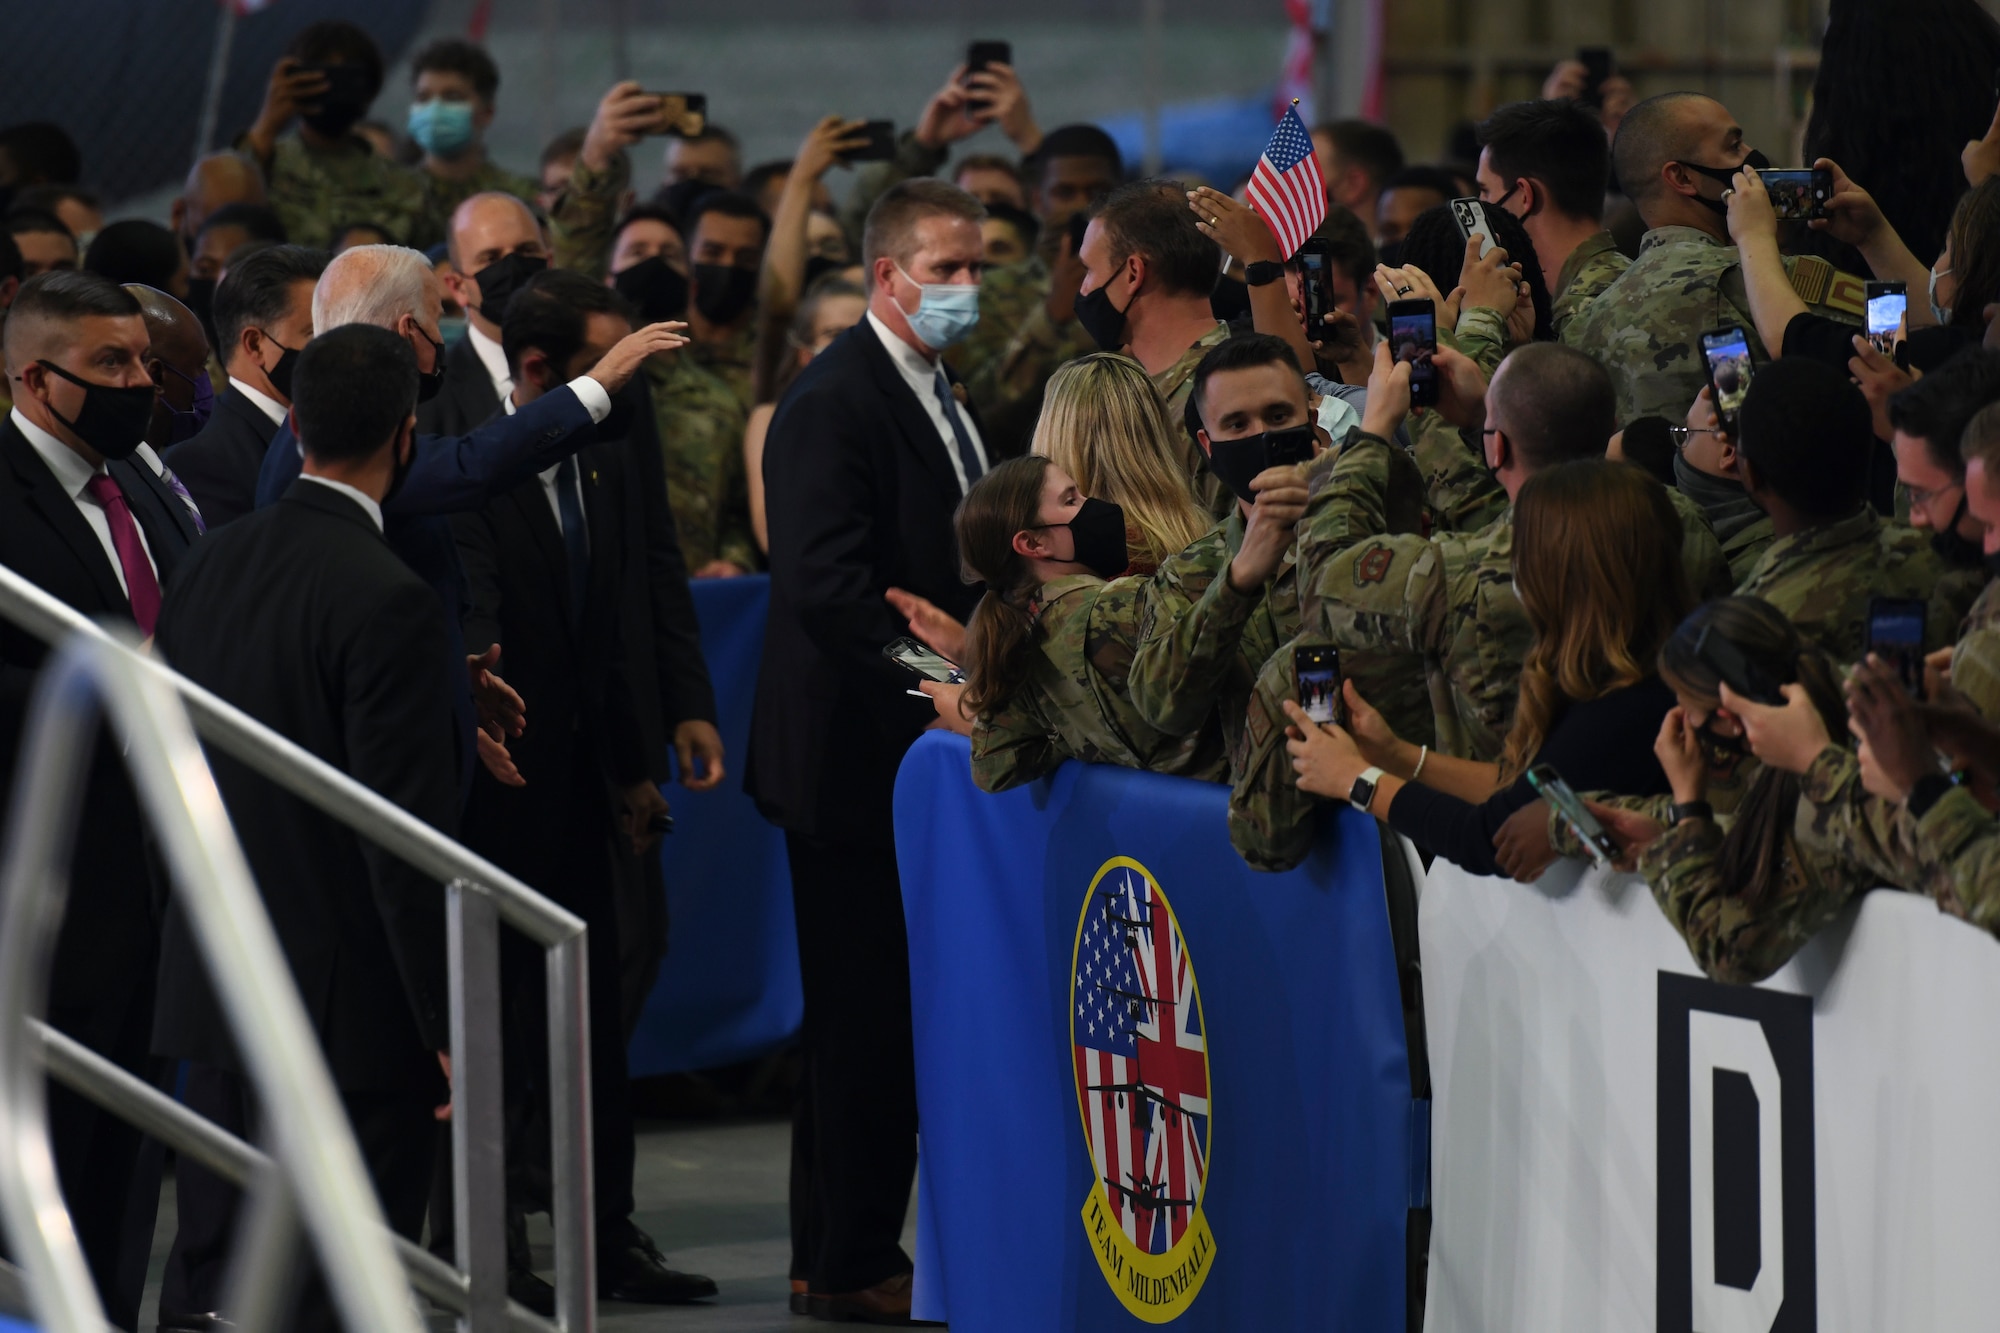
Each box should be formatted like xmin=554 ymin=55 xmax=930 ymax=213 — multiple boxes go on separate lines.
xmin=451 ymin=880 xmax=508 ymax=1333
xmin=0 ymin=633 xmax=422 ymax=1333
xmin=547 ymin=933 xmax=596 ymax=1331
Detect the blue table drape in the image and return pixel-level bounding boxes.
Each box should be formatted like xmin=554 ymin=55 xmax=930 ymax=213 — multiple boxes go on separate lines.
xmin=896 ymin=733 xmax=1412 ymax=1331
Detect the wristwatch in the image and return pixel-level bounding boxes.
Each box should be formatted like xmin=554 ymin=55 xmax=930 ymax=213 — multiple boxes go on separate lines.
xmin=1349 ymin=766 xmax=1385 ymax=812
xmin=1667 ymin=800 xmax=1713 ymax=827
xmin=1244 ymin=260 xmax=1284 ymax=287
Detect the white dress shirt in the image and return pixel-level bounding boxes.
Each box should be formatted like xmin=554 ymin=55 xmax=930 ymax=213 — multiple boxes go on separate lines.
xmin=296 ymin=474 xmax=384 ymax=532
xmin=10 ymin=407 xmax=157 ymax=597
xmin=226 ymin=376 xmax=289 ymax=429
xmin=865 ymin=310 xmax=988 ymax=494
xmin=466 ymin=322 xmax=514 ymax=406
xmin=503 ymin=392 xmax=589 ymax=546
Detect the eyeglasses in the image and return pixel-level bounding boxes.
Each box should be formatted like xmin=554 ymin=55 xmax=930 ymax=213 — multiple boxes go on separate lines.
xmin=1668 ymin=426 xmax=1713 ymax=454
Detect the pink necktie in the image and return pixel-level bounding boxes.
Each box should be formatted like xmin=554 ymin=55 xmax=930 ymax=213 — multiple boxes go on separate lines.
xmin=83 ymin=473 xmax=162 ymax=634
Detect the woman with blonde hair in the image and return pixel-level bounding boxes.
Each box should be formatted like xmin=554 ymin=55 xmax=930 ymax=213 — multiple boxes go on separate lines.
xmin=1283 ymin=459 xmax=1691 ymax=874
xmin=1031 ymin=353 xmax=1210 ymax=574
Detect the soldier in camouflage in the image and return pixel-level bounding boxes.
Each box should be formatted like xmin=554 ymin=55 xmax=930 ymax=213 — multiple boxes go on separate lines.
xmin=680 ymin=193 xmax=767 ymax=412
xmin=1560 ymin=92 xmax=1858 ymax=424
xmin=405 ymin=40 xmax=541 ymax=227
xmin=239 ymin=24 xmax=438 ymax=252
xmin=646 ymin=352 xmax=757 ymax=575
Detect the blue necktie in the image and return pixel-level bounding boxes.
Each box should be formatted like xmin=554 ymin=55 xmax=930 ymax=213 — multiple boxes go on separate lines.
xmin=555 ymin=457 xmax=588 ymax=628
xmin=933 ymin=367 xmax=984 ymax=490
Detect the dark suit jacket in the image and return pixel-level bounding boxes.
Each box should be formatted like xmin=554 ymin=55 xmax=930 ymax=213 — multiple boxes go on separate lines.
xmin=415 ymin=332 xmax=503 ymax=440
xmin=744 ymin=319 xmax=986 ymax=847
xmin=0 ymin=420 xmax=194 ymax=1038
xmin=154 ymin=480 xmax=456 ymax=1094
xmin=164 ymin=386 xmax=280 ymax=530
xmin=451 ymin=437 xmax=650 ymax=894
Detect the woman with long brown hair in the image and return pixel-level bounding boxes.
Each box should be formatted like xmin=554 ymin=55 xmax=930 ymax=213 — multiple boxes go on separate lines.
xmin=1283 ymin=459 xmax=1692 ymax=873
xmin=948 ymin=454 xmax=1229 ymax=792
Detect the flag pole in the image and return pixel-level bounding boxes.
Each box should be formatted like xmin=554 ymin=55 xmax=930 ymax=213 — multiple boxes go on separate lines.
xmin=193 ymin=3 xmax=239 ymax=163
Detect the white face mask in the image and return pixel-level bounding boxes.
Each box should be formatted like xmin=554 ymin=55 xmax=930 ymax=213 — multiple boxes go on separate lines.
xmin=1930 ymin=262 xmax=1954 ymax=326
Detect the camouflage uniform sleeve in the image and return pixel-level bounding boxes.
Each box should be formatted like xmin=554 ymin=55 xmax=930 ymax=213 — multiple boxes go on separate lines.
xmin=837 ymin=132 xmax=948 ymax=253
xmin=1637 ymin=813 xmax=1870 ymax=985
xmin=970 ymin=691 xmax=1068 ymax=793
xmin=1792 ymin=745 xmax=1934 ymax=891
xmin=1408 ymin=411 xmax=1506 ymax=534
xmin=1227 ymin=637 xmax=1324 ymax=872
xmin=1546 ymin=793 xmax=1674 ymax=859
xmin=1443 ymin=305 xmax=1509 ymax=379
xmin=1668 ymin=486 xmax=1735 ymax=600
xmin=549 ymin=150 xmax=630 ymax=281
xmin=1126 ymin=531 xmax=1262 ymax=738
xmin=961 ymin=295 xmax=1098 ymax=418
xmin=1912 ymin=784 xmax=2000 ymax=930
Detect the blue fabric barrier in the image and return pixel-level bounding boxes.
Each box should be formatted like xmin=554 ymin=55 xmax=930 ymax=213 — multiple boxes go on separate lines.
xmin=896 ymin=733 xmax=1411 ymax=1331
xmin=627 ymin=574 xmax=802 ymax=1076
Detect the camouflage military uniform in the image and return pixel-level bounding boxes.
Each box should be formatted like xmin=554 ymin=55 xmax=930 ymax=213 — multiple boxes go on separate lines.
xmin=248 ymin=133 xmax=437 ymax=251
xmin=688 ymin=320 xmax=757 ymax=413
xmin=952 ymin=257 xmax=1099 ymax=426
xmin=1668 ymin=486 xmax=1734 ymax=600
xmin=1792 ymin=744 xmax=1952 ymax=904
xmin=647 ymin=353 xmax=756 ymax=572
xmin=1442 ymin=305 xmax=1509 ymax=380
xmin=1152 ymin=322 xmax=1233 ymax=519
xmin=547 ymin=150 xmax=627 ymax=280
xmin=1549 ymin=230 xmax=1630 ymax=339
xmin=1561 ymin=225 xmax=1859 ymax=424
xmin=972 ymin=574 xmax=1231 ymax=792
xmin=1734 ymin=506 xmax=1951 ymax=664
xmin=1907 ymin=784 xmax=2000 ymax=934
xmin=421 ymin=157 xmax=540 ymax=230
xmin=1409 ymin=411 xmax=1506 ymax=535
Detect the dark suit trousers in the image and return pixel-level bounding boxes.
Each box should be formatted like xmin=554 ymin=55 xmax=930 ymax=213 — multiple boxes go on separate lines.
xmin=784 ymin=832 xmax=917 ymax=1293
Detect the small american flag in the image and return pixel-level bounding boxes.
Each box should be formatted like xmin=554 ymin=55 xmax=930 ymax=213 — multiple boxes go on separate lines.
xmin=1244 ymin=103 xmax=1327 ymax=262
xmin=1073 ymin=867 xmax=1208 ymax=1253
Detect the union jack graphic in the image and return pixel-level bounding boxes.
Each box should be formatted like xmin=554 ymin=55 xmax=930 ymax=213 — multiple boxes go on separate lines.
xmin=1073 ymin=865 xmax=1210 ymax=1254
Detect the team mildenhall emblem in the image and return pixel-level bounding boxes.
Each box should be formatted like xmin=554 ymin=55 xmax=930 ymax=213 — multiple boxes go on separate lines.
xmin=1071 ymin=856 xmax=1214 ymax=1321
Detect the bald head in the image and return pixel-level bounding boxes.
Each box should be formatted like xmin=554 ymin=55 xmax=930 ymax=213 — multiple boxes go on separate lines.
xmin=122 ymin=284 xmax=210 ymax=376
xmin=447 ymin=191 xmax=548 ymax=336
xmin=1611 ymin=92 xmax=1752 ymax=232
xmin=176 ymin=152 xmax=267 ymax=245
xmin=1487 ymin=342 xmax=1617 ymax=470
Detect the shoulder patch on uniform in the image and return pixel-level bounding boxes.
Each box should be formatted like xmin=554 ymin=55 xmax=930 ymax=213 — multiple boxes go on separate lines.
xmin=1354 ymin=544 xmax=1396 ymax=586
xmin=1788 ymin=254 xmax=1832 ymax=306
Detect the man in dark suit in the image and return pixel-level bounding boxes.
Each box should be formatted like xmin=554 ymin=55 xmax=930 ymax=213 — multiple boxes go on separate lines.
xmin=418 ymin=191 xmax=549 ymax=438
xmin=154 ymin=324 xmax=457 ymax=1333
xmin=0 ymin=271 xmax=200 ymax=1328
xmin=746 ymin=178 xmax=995 ymax=1323
xmin=449 ymin=268 xmax=715 ymax=1310
xmin=166 ymin=244 xmax=324 ymax=529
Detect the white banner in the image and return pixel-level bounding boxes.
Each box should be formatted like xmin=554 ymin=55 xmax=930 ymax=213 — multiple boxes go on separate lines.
xmin=1420 ymin=859 xmax=2000 ymax=1332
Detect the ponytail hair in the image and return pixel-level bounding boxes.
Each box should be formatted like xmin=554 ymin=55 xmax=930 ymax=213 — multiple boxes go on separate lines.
xmin=957 ymin=456 xmax=1053 ymax=716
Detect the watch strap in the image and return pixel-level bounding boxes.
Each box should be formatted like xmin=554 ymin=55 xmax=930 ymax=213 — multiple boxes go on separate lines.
xmin=1349 ymin=765 xmax=1386 ymax=812
xmin=1906 ymin=772 xmax=1956 ymax=820
xmin=1244 ymin=260 xmax=1284 ymax=287
xmin=1668 ymin=800 xmax=1713 ymax=827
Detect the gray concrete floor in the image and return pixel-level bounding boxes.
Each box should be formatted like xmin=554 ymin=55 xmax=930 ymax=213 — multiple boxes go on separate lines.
xmin=137 ymin=1117 xmax=922 ymax=1333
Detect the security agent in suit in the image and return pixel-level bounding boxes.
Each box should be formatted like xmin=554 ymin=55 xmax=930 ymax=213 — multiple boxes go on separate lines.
xmin=0 ymin=271 xmax=199 ymax=1328
xmin=745 ymin=179 xmax=996 ymax=1322
xmin=249 ymin=244 xmax=688 ymax=793
xmin=417 ymin=191 xmax=549 ymax=439
xmin=166 ymin=244 xmax=326 ymax=529
xmin=448 ymin=269 xmax=716 ymax=1309
xmin=153 ymin=325 xmax=457 ymax=1333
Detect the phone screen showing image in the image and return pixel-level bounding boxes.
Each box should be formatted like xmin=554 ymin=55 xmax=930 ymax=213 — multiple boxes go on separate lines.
xmin=1866 ymin=281 xmax=1907 ymax=354
xmin=1526 ymin=764 xmax=1620 ymax=868
xmin=1294 ymin=646 xmax=1341 ymax=726
xmin=1867 ymin=596 xmax=1928 ymax=698
xmin=884 ymin=637 xmax=964 ymax=684
xmin=1389 ymin=301 xmax=1438 ymax=407
xmin=1701 ymin=327 xmax=1754 ymax=428
xmin=1758 ymin=168 xmax=1832 ymax=221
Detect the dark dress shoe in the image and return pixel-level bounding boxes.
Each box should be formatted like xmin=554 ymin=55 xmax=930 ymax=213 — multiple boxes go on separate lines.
xmin=509 ymin=1261 xmax=557 ymax=1317
xmin=809 ymin=1270 xmax=914 ymax=1324
xmin=791 ymin=1278 xmax=810 ymax=1315
xmin=597 ymin=1221 xmax=718 ymax=1304
xmin=157 ymin=1314 xmax=232 ymax=1333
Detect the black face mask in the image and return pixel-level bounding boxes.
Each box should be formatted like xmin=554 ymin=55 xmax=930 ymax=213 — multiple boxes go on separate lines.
xmin=1205 ymin=424 xmax=1316 ymax=506
xmin=1074 ymin=272 xmax=1133 ymax=353
xmin=1375 ymin=239 xmax=1405 ymax=269
xmin=692 ymin=263 xmax=757 ymax=326
xmin=259 ymin=333 xmax=302 ymax=402
xmin=37 ymin=360 xmax=154 ymax=460
xmin=1675 ymin=148 xmax=1771 ymax=215
xmin=472 ymin=251 xmax=548 ymax=323
xmin=1931 ymin=492 xmax=1986 ymax=568
xmin=613 ymin=256 xmax=690 ymax=325
xmin=1038 ymin=497 xmax=1130 ymax=579
xmin=802 ymin=254 xmax=844 ymax=290
xmin=412 ymin=324 xmax=447 ymax=402
xmin=382 ymin=427 xmax=414 ymax=508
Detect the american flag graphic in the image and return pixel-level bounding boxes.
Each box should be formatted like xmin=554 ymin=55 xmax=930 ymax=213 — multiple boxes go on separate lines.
xmin=1244 ymin=104 xmax=1328 ymax=263
xmin=1073 ymin=865 xmax=1209 ymax=1255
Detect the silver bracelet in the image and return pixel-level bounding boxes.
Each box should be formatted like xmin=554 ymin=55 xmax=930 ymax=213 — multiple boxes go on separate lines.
xmin=1410 ymin=744 xmax=1429 ymax=782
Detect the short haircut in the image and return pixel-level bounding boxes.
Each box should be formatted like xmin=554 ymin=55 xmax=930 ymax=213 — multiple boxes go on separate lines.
xmin=11 ymin=183 xmax=99 ymax=219
xmin=0 ymin=123 xmax=81 ymax=185
xmin=1400 ymin=200 xmax=1552 ymax=339
xmin=1189 ymin=331 xmax=1306 ymax=429
xmin=1887 ymin=346 xmax=2000 ymax=477
xmin=1029 ymin=124 xmax=1123 ymax=177
xmin=984 ymin=201 xmax=1041 ymax=252
xmin=333 ymin=222 xmax=393 ymax=250
xmin=5 ymin=208 xmax=71 ymax=242
xmin=1961 ymin=400 xmax=2000 ymax=473
xmin=1476 ymin=99 xmax=1610 ymax=221
xmin=957 ymin=153 xmax=1024 ymax=186
xmin=1313 ymin=120 xmax=1405 ymax=189
xmin=1489 ymin=342 xmax=1616 ymax=468
xmin=862 ymin=178 xmax=986 ymax=273
xmin=1095 ymin=178 xmax=1218 ymax=298
xmin=197 ymin=201 xmax=287 ymax=245
xmin=742 ymin=160 xmax=792 ymax=200
xmin=684 ymin=189 xmax=770 ymax=245
xmin=4 ymin=269 xmax=142 ymax=369
xmin=501 ymin=268 xmax=633 ymax=378
xmin=1615 ymin=417 xmax=1679 ymax=486
xmin=1302 ymin=204 xmax=1375 ymax=292
xmin=540 ymin=127 xmax=587 ymax=172
xmin=292 ymin=323 xmax=417 ymax=463
xmin=83 ymin=220 xmax=182 ymax=290
xmin=410 ymin=38 xmax=500 ymax=103
xmin=1380 ymin=165 xmax=1460 ymax=202
xmin=313 ymin=244 xmax=434 ymax=331
xmin=612 ymin=203 xmax=685 ymax=253
xmin=1736 ymin=356 xmax=1872 ymax=518
xmin=0 ymin=230 xmax=20 ymax=285
xmin=214 ymin=244 xmax=328 ymax=360
xmin=284 ymin=20 xmax=385 ymax=102
xmin=1611 ymin=91 xmax=1712 ymax=203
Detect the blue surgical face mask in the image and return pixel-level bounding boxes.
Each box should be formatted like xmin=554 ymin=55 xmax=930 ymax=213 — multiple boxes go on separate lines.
xmin=893 ymin=263 xmax=981 ymax=350
xmin=1930 ymin=262 xmax=1954 ymax=326
xmin=407 ymin=99 xmax=478 ymax=158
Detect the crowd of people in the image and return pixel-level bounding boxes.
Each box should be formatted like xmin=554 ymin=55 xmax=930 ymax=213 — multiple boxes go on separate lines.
xmin=5 ymin=3 xmax=2000 ymax=1327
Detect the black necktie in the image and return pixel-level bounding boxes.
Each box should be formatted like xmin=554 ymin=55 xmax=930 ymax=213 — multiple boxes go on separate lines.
xmin=933 ymin=367 xmax=984 ymax=490
xmin=555 ymin=457 xmax=588 ymax=626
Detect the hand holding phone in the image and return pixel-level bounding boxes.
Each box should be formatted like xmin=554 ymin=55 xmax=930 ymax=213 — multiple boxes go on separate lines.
xmin=843 ymin=121 xmax=897 ymax=162
xmin=1294 ymin=646 xmax=1343 ymax=726
xmin=1865 ymin=280 xmax=1907 ymax=355
xmin=964 ymin=40 xmax=1013 ymax=115
xmin=1699 ymin=326 xmax=1754 ymax=435
xmin=885 ymin=636 xmax=965 ymax=684
xmin=1758 ymin=167 xmax=1834 ymax=221
xmin=1449 ymin=198 xmax=1498 ymax=260
xmin=1526 ymin=764 xmax=1622 ymax=868
xmin=648 ymin=93 xmax=708 ymax=138
xmin=1388 ymin=299 xmax=1439 ymax=407
xmin=1867 ymin=596 xmax=1928 ymax=700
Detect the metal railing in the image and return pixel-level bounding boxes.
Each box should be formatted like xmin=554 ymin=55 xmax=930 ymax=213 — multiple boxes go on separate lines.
xmin=0 ymin=564 xmax=597 ymax=1333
